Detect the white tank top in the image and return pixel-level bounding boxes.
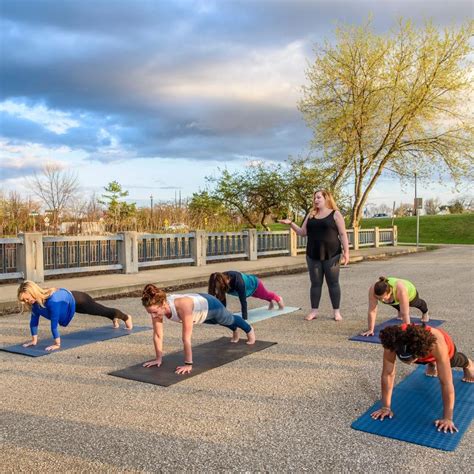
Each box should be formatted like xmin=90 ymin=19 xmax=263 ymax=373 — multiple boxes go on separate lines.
xmin=166 ymin=294 xmax=209 ymax=324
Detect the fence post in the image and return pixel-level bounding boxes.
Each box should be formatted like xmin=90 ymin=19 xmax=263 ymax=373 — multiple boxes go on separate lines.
xmin=18 ymin=233 xmax=44 ymax=283
xmin=353 ymin=226 xmax=360 ymax=250
xmin=392 ymin=225 xmax=398 ymax=246
xmin=192 ymin=230 xmax=207 ymax=266
xmin=374 ymin=227 xmax=380 ymax=248
xmin=119 ymin=231 xmax=139 ymax=274
xmin=246 ymin=229 xmax=258 ymax=261
xmin=288 ymin=229 xmax=298 ymax=256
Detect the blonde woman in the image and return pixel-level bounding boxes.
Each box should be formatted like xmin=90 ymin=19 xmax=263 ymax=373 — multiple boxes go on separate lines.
xmin=279 ymin=189 xmax=349 ymax=321
xmin=17 ymin=281 xmax=133 ymax=351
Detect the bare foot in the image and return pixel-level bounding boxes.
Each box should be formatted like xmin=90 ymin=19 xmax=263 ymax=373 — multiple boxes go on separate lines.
xmin=333 ymin=310 xmax=343 ymax=322
xmin=246 ymin=328 xmax=256 ymax=345
xmin=277 ymin=297 xmax=285 ymax=310
xmin=425 ymin=363 xmax=438 ymax=378
xmin=268 ymin=301 xmax=275 ymax=310
xmin=113 ymin=318 xmax=120 ymax=329
xmin=125 ymin=315 xmax=133 ymax=330
xmin=305 ymin=310 xmax=318 ymax=321
xmin=230 ymin=330 xmax=239 ymax=343
xmin=462 ymin=360 xmax=474 ymax=383
xmin=421 ymin=312 xmax=430 ymax=323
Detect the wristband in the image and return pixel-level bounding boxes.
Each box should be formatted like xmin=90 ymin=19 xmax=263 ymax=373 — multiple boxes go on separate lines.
xmin=184 ymin=361 xmax=193 ymax=365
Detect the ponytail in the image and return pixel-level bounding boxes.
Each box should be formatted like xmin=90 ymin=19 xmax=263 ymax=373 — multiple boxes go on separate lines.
xmin=374 ymin=276 xmax=390 ymax=296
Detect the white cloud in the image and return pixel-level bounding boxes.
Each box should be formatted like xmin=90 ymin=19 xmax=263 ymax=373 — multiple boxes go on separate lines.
xmin=0 ymin=100 xmax=80 ymax=134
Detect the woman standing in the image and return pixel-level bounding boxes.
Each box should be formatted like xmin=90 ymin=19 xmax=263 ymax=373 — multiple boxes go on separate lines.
xmin=141 ymin=284 xmax=255 ymax=375
xmin=279 ymin=189 xmax=349 ymax=321
xmin=17 ymin=280 xmax=133 ymax=351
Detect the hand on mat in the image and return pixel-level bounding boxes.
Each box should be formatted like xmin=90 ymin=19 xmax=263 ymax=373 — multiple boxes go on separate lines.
xmin=22 ymin=341 xmax=37 ymax=348
xmin=175 ymin=365 xmax=192 ymax=375
xmin=143 ymin=358 xmax=162 ymax=368
xmin=434 ymin=418 xmax=458 ymax=434
xmin=371 ymin=407 xmax=393 ymax=421
xmin=360 ymin=329 xmax=374 ymax=337
xmin=45 ymin=344 xmax=60 ymax=351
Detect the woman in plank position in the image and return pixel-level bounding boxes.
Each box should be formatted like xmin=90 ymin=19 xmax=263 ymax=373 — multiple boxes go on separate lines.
xmin=141 ymin=284 xmax=256 ymax=375
xmin=372 ymin=323 xmax=474 ymax=433
xmin=361 ymin=276 xmax=430 ymax=337
xmin=18 ymin=280 xmax=133 ymax=351
xmin=208 ymin=271 xmax=284 ymax=320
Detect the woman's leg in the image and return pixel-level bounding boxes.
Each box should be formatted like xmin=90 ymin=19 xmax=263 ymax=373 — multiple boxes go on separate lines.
xmin=71 ymin=291 xmax=132 ymax=329
xmin=450 ymin=347 xmax=474 ymax=382
xmin=409 ymin=292 xmax=429 ymax=322
xmin=322 ymin=254 xmax=342 ymax=320
xmin=306 ymin=255 xmax=323 ymax=320
xmin=204 ymin=300 xmax=255 ymax=344
xmin=252 ymin=280 xmax=284 ymax=309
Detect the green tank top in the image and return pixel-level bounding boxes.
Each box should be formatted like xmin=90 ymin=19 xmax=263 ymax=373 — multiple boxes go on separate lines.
xmin=386 ymin=277 xmax=417 ymax=305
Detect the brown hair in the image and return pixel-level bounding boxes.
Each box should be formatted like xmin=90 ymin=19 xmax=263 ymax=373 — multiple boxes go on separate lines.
xmin=141 ymin=284 xmax=167 ymax=308
xmin=380 ymin=324 xmax=436 ymax=358
xmin=208 ymin=272 xmax=230 ymax=306
xmin=311 ymin=189 xmax=338 ymax=217
xmin=17 ymin=280 xmax=55 ymax=310
xmin=374 ymin=276 xmax=391 ymax=296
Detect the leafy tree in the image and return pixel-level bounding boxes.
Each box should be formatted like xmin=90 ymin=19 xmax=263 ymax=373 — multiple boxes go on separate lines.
xmin=208 ymin=163 xmax=288 ymax=230
xmin=299 ymin=19 xmax=473 ymax=226
xmin=99 ymin=181 xmax=136 ymax=231
xmin=448 ymin=199 xmax=464 ymax=214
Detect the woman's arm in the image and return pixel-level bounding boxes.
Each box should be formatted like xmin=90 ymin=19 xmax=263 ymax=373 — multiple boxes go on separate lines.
xmin=361 ymin=285 xmax=378 ymax=336
xmin=371 ymin=349 xmax=396 ymax=420
xmin=396 ymin=282 xmax=410 ymax=324
xmin=334 ymin=210 xmax=350 ymax=265
xmin=24 ymin=310 xmax=40 ymax=347
xmin=432 ymin=331 xmax=457 ymax=433
xmin=278 ymin=215 xmax=309 ymax=237
xmin=175 ymin=297 xmax=194 ymax=375
xmin=232 ymin=272 xmax=248 ymax=320
xmin=143 ymin=317 xmax=164 ymax=367
xmin=46 ymin=304 xmax=61 ymax=351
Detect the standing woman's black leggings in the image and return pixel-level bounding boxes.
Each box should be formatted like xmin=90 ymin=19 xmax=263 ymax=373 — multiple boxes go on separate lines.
xmin=306 ymin=254 xmax=341 ymax=309
xmin=71 ymin=291 xmax=129 ymax=321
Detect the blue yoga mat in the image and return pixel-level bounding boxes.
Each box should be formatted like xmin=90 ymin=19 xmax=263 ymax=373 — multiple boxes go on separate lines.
xmin=352 ymin=366 xmax=474 ymax=451
xmin=0 ymin=325 xmax=150 ymax=357
xmin=349 ymin=317 xmax=445 ymax=344
xmin=237 ymin=306 xmax=300 ymax=323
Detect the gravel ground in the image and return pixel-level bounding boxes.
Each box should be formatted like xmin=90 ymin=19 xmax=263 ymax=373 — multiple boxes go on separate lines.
xmin=1 ymin=246 xmax=473 ymax=473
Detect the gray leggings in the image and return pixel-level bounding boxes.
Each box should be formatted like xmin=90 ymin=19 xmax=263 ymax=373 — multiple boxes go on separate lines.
xmin=306 ymin=254 xmax=341 ymax=309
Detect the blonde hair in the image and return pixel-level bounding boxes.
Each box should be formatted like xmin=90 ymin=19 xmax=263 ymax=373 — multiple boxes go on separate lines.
xmin=17 ymin=280 xmax=55 ymax=310
xmin=311 ymin=189 xmax=338 ymax=217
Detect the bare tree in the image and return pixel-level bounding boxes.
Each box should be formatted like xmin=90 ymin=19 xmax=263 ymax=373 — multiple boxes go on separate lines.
xmin=424 ymin=197 xmax=441 ymax=215
xmin=29 ymin=164 xmax=80 ymax=231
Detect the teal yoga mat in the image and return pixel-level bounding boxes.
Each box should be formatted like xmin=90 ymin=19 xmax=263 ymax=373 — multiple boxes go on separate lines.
xmin=352 ymin=366 xmax=474 ymax=451
xmin=238 ymin=306 xmax=301 ymax=323
xmin=0 ymin=325 xmax=150 ymax=357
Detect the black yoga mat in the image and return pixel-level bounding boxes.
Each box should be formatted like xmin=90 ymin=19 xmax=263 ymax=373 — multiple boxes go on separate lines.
xmin=0 ymin=325 xmax=150 ymax=357
xmin=109 ymin=337 xmax=277 ymax=386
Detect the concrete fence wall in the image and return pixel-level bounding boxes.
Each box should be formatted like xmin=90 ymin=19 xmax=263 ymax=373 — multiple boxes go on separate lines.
xmin=0 ymin=226 xmax=397 ymax=283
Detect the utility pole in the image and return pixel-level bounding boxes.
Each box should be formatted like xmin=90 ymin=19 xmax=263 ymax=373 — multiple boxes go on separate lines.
xmin=150 ymin=194 xmax=154 ymax=230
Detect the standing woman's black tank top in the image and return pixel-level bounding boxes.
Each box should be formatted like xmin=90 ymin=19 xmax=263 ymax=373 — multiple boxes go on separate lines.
xmin=306 ymin=210 xmax=341 ymax=260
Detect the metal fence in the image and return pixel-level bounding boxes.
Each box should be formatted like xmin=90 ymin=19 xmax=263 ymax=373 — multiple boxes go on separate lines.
xmin=43 ymin=236 xmax=122 ymax=276
xmin=0 ymin=238 xmax=23 ymax=280
xmin=206 ymin=232 xmax=248 ymax=262
xmin=138 ymin=233 xmax=194 ymax=267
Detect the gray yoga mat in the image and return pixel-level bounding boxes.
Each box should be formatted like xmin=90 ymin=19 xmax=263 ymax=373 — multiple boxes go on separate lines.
xmin=109 ymin=337 xmax=277 ymax=386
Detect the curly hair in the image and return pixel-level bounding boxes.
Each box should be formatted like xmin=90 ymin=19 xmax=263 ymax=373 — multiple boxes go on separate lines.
xmin=380 ymin=324 xmax=436 ymax=358
xmin=141 ymin=284 xmax=167 ymax=308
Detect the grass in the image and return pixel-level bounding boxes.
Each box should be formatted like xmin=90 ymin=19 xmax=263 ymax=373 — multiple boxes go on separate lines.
xmin=269 ymin=213 xmax=474 ymax=245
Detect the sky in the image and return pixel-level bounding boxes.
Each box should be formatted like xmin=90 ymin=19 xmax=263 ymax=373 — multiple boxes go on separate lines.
xmin=1 ymin=0 xmax=472 ymax=210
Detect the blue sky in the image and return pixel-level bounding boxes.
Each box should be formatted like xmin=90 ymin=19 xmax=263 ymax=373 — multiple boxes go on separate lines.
xmin=1 ymin=0 xmax=472 ymax=209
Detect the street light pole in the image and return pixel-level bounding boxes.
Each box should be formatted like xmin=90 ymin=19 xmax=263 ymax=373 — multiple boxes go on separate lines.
xmin=150 ymin=194 xmax=154 ymax=230
xmin=415 ymin=172 xmax=419 ymax=248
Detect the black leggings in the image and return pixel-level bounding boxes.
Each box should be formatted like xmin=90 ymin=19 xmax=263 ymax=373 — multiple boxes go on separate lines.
xmin=71 ymin=291 xmax=129 ymax=322
xmin=306 ymin=254 xmax=341 ymax=309
xmin=450 ymin=346 xmax=470 ymax=369
xmin=390 ymin=292 xmax=428 ymax=315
